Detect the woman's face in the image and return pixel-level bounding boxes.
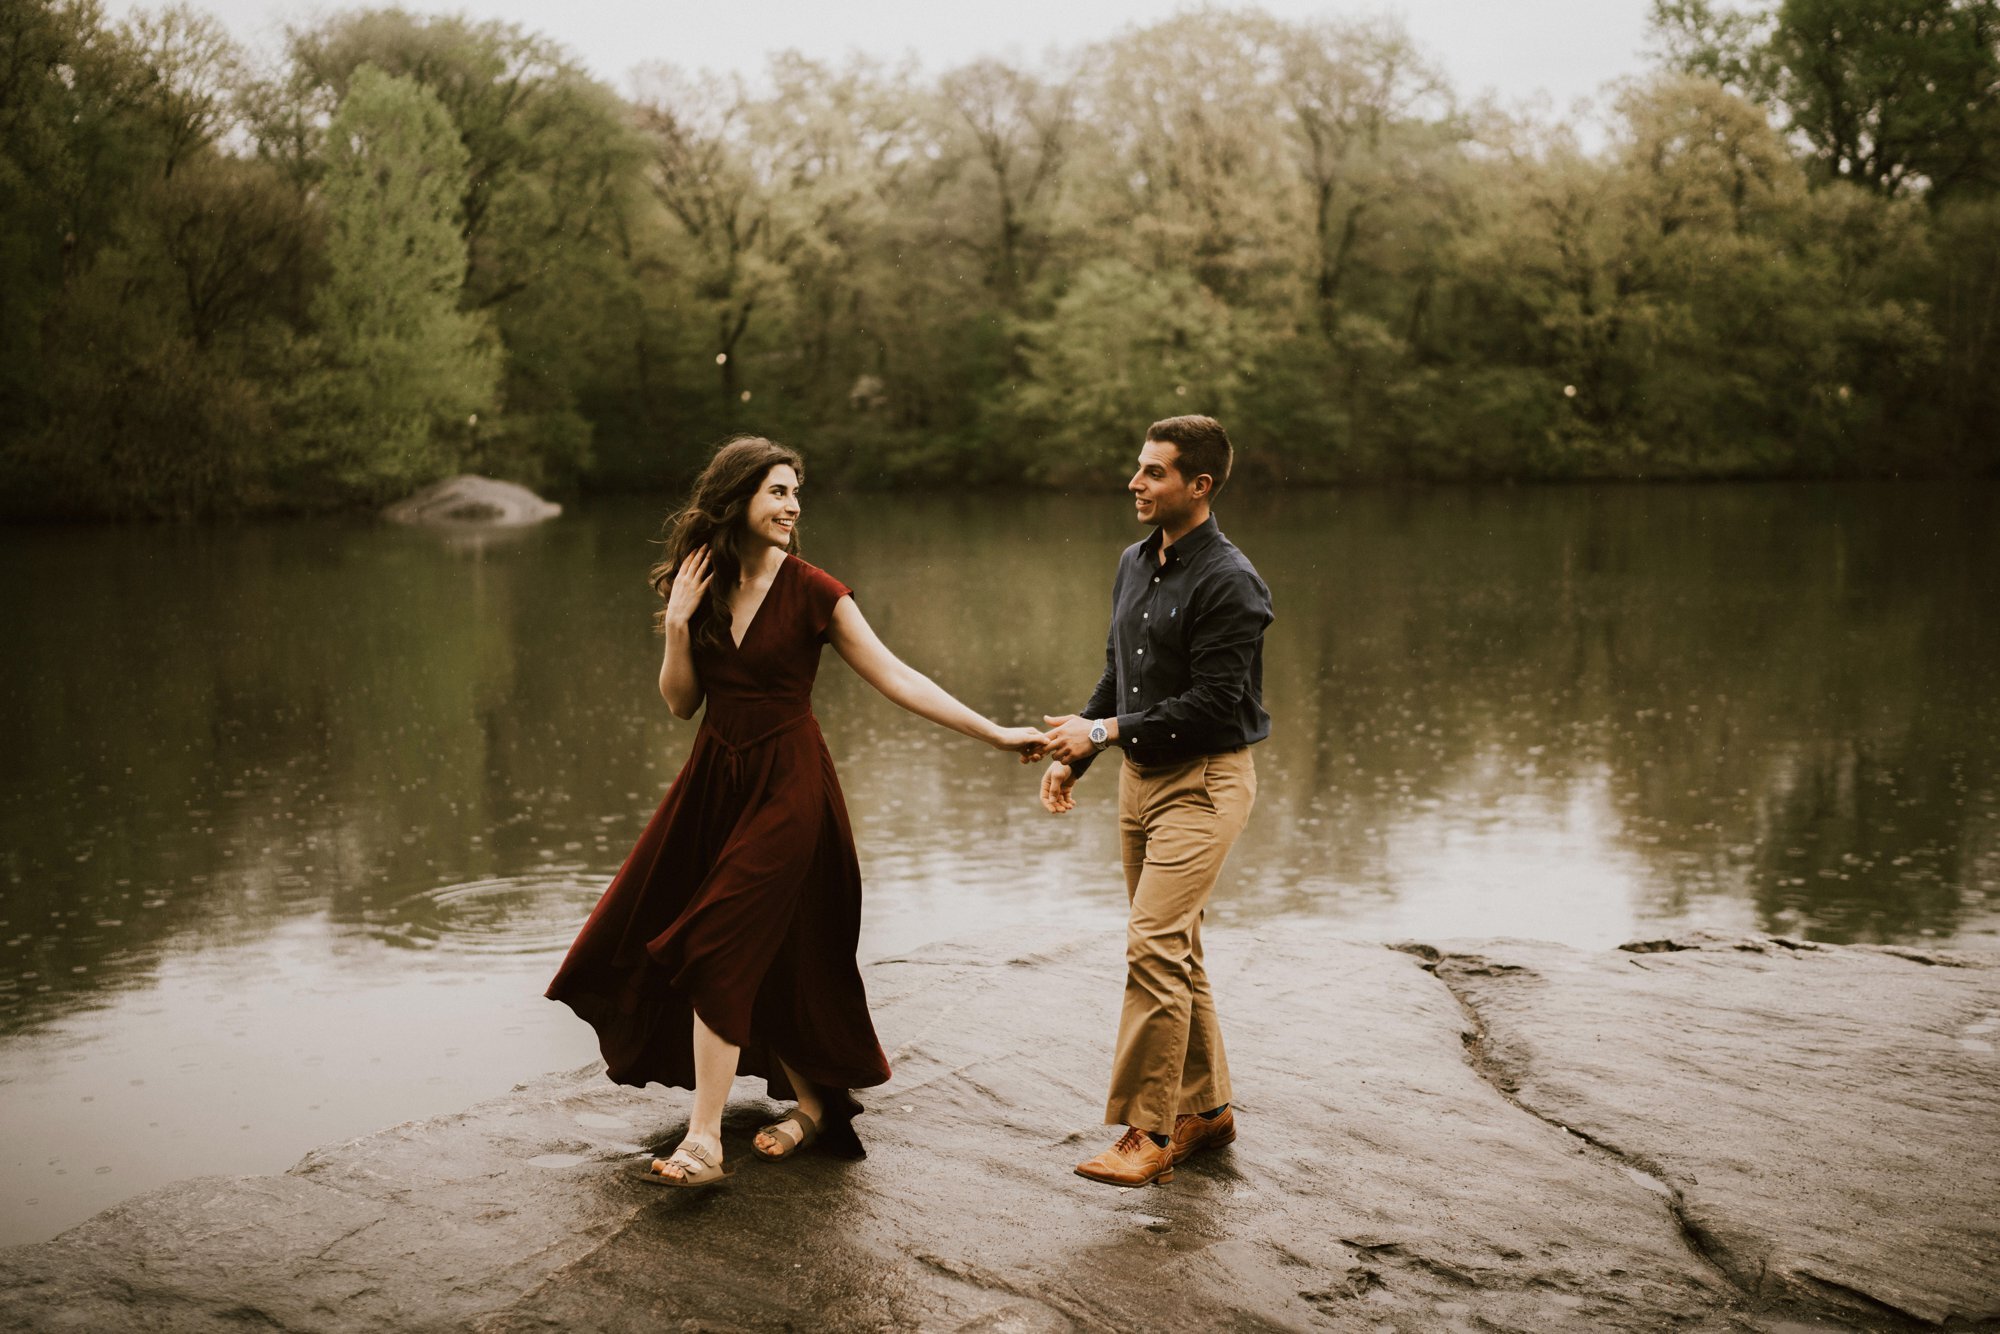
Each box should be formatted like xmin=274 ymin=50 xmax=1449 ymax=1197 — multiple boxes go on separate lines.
xmin=743 ymin=464 xmax=801 ymax=550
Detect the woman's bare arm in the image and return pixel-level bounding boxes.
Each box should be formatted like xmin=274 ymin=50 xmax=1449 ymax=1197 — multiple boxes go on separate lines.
xmin=826 ymin=597 xmax=1043 ymax=754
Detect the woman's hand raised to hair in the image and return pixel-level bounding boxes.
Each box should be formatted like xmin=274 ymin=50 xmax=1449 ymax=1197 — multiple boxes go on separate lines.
xmin=665 ymin=546 xmax=713 ymax=630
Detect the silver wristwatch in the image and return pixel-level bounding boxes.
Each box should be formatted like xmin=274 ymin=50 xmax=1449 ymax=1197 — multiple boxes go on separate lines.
xmin=1088 ymin=720 xmax=1110 ymax=751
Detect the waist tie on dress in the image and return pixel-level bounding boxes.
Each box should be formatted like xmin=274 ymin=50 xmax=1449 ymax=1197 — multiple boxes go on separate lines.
xmin=701 ymin=712 xmax=816 ymax=786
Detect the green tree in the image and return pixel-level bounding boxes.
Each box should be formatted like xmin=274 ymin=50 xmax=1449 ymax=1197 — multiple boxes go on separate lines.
xmin=1079 ymin=12 xmax=1296 ymax=300
xmin=1922 ymin=196 xmax=2000 ymax=464
xmin=1776 ymin=0 xmax=2000 ymax=198
xmin=1646 ymin=0 xmax=1780 ymax=95
xmin=1 ymin=0 xmax=318 ymax=517
xmin=1262 ymin=16 xmax=1463 ymax=475
xmin=0 ymin=0 xmax=139 ymax=436
xmin=1012 ymin=259 xmax=1244 ymax=479
xmin=939 ymin=57 xmax=1077 ymax=312
xmin=760 ymin=55 xmax=955 ymax=434
xmin=632 ymin=65 xmax=804 ymax=419
xmin=1651 ymin=0 xmax=2000 ymax=198
xmin=630 ymin=54 xmax=970 ymax=470
xmin=1274 ymin=18 xmax=1450 ymax=341
xmin=266 ymin=10 xmax=646 ymax=485
xmin=150 ymin=156 xmax=312 ymax=349
xmin=121 ymin=3 xmax=240 ymax=178
xmin=295 ymin=64 xmax=494 ymax=500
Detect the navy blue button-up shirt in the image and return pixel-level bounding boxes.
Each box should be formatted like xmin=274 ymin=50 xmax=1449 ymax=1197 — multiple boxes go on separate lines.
xmin=1071 ymin=516 xmax=1272 ymax=778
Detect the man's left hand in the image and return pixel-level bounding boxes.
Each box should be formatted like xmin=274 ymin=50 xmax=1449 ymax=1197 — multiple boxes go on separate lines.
xmin=1042 ymin=714 xmax=1106 ymax=765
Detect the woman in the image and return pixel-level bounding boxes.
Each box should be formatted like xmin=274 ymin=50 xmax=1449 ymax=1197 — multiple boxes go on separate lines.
xmin=546 ymin=436 xmax=1045 ymax=1187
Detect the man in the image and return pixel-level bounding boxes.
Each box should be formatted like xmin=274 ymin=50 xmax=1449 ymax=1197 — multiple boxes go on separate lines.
xmin=1040 ymin=414 xmax=1272 ymax=1187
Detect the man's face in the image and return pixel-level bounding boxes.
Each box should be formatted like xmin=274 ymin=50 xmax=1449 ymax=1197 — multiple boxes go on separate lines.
xmin=1129 ymin=438 xmax=1204 ymax=529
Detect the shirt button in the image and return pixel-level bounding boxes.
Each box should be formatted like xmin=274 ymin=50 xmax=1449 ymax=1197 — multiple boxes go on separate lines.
xmin=1131 ymin=686 xmax=1139 ymax=693
xmin=1143 ymin=612 xmax=1149 ymax=619
xmin=1170 ymin=732 xmax=1177 ymax=739
xmin=1152 ymin=577 xmax=1160 ymax=583
xmin=1136 ymin=649 xmax=1144 ymax=656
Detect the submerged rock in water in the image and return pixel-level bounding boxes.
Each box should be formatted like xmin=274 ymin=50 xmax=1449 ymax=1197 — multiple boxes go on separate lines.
xmin=382 ymin=475 xmax=560 ymax=527
xmin=0 ymin=926 xmax=1993 ymax=1332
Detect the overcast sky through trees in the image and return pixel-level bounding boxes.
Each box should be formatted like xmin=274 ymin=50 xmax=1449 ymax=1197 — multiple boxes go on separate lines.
xmin=107 ymin=0 xmax=1656 ymax=121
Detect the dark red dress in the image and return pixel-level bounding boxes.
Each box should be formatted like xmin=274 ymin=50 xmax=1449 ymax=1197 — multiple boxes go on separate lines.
xmin=547 ymin=555 xmax=890 ymax=1124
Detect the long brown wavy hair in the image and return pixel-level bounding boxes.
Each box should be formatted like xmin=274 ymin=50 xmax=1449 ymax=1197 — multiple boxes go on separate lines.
xmin=649 ymin=436 xmax=806 ymax=650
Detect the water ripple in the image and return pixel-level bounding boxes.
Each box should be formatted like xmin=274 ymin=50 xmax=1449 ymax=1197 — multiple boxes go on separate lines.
xmin=366 ymin=871 xmax=607 ymax=955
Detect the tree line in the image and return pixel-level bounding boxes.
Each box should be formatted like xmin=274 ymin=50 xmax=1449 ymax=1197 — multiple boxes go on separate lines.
xmin=1 ymin=0 xmax=1995 ymax=517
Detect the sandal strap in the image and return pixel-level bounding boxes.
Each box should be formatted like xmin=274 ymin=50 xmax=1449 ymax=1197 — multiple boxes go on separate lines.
xmin=675 ymin=1141 xmax=717 ymax=1168
xmin=761 ymin=1109 xmax=818 ymax=1145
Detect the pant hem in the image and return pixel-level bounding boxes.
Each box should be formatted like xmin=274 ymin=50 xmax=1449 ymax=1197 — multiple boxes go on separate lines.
xmin=1175 ymin=1089 xmax=1230 ymax=1115
xmin=1103 ymin=1107 xmax=1178 ymax=1137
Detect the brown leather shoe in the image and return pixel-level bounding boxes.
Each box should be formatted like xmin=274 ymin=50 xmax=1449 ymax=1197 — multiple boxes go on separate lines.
xmin=1170 ymin=1106 xmax=1237 ymax=1164
xmin=1075 ymin=1127 xmax=1175 ymax=1186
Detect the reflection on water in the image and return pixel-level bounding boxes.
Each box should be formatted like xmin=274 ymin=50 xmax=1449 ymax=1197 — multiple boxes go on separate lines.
xmin=0 ymin=481 xmax=1995 ymax=1243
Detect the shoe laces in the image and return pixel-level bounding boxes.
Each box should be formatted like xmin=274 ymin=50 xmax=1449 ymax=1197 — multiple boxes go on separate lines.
xmin=1115 ymin=1127 xmax=1152 ymax=1155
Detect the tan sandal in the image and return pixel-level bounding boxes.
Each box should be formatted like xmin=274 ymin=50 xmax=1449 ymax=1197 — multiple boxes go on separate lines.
xmin=752 ymin=1108 xmax=820 ymax=1161
xmin=630 ymin=1139 xmax=733 ymax=1189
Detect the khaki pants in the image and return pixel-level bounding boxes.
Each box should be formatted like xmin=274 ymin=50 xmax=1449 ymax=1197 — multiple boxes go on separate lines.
xmin=1105 ymin=748 xmax=1257 ymax=1135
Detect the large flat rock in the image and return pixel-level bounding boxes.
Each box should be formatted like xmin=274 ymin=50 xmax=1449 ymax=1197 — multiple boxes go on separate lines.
xmin=1426 ymin=932 xmax=2000 ymax=1328
xmin=1 ymin=926 xmax=1994 ymax=1332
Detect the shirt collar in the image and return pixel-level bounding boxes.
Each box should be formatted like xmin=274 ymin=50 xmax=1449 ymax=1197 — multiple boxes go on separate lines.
xmin=1144 ymin=514 xmax=1219 ymax=567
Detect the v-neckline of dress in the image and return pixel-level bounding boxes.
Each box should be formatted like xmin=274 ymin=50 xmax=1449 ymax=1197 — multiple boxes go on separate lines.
xmin=729 ymin=555 xmax=787 ymax=650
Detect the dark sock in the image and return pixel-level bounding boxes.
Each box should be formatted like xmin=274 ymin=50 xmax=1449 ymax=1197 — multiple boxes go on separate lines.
xmin=1199 ymin=1103 xmax=1229 ymax=1119
xmin=1146 ymin=1131 xmax=1170 ymax=1147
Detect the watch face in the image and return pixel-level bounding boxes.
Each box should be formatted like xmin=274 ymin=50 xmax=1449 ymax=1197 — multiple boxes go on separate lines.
xmin=1090 ymin=723 xmax=1108 ymax=745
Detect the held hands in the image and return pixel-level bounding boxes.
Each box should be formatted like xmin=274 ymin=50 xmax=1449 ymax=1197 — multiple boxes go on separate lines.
xmin=991 ymin=725 xmax=1052 ymax=761
xmin=1034 ymin=713 xmax=1095 ymax=815
xmin=664 ymin=546 xmax=713 ymax=628
xmin=978 ymin=714 xmax=1081 ymax=813
xmin=1040 ymin=714 xmax=1100 ymax=766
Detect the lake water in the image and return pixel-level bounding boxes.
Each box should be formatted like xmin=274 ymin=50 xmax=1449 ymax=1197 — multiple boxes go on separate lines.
xmin=2 ymin=482 xmax=1996 ymax=1245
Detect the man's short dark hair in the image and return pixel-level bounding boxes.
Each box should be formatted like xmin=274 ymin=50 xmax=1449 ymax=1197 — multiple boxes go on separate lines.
xmin=1146 ymin=415 xmax=1233 ymax=497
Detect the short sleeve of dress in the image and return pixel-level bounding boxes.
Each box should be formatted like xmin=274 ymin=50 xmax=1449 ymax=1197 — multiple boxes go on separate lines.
xmin=794 ymin=559 xmax=853 ymax=642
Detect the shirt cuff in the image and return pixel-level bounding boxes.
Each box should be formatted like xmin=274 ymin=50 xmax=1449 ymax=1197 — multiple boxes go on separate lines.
xmin=1114 ymin=711 xmax=1146 ymax=747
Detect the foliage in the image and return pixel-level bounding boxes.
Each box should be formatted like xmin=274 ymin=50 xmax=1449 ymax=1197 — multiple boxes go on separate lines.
xmin=1652 ymin=0 xmax=2000 ymax=198
xmin=0 ymin=0 xmax=1995 ymax=518
xmin=289 ymin=64 xmax=496 ymax=502
xmin=1013 ymin=260 xmax=1249 ymax=480
xmin=0 ymin=0 xmax=309 ymax=516
xmin=266 ymin=10 xmax=647 ymax=487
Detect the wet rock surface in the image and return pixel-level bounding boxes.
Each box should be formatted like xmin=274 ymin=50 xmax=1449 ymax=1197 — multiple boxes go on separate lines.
xmin=1428 ymin=931 xmax=2000 ymax=1328
xmin=1 ymin=926 xmax=1994 ymax=1332
xmin=381 ymin=475 xmax=560 ymax=527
